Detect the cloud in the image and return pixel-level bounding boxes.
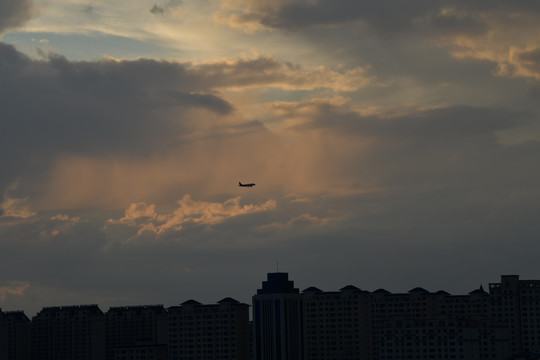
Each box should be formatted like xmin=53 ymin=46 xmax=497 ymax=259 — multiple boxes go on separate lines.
xmin=1 ymin=1 xmax=540 ymax=317
xmin=0 ymin=281 xmax=30 ymax=302
xmin=106 ymin=195 xmax=277 ymax=241
xmin=0 ymin=42 xmax=378 ymax=211
xmin=81 ymin=4 xmax=94 ymax=15
xmin=0 ymin=0 xmax=34 ymax=34
xmin=439 ymin=11 xmax=540 ymax=81
xmin=150 ymin=0 xmax=182 ymax=16
xmin=217 ymin=0 xmax=442 ymax=33
xmin=260 ymin=213 xmax=331 ymax=230
xmin=1 ymin=184 xmax=36 ymax=219
xmin=0 ymin=42 xmax=240 ymax=196
xmin=217 ymin=1 xmax=540 ymax=83
xmin=40 ymin=214 xmax=83 ymax=237
xmin=189 ymin=54 xmax=375 ymax=92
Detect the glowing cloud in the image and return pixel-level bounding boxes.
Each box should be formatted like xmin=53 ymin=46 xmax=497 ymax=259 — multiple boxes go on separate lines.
xmin=107 ymin=195 xmax=277 ymax=240
xmin=0 ymin=281 xmax=30 ymax=301
xmin=1 ymin=187 xmax=36 ymax=219
xmin=191 ymin=54 xmax=375 ymax=92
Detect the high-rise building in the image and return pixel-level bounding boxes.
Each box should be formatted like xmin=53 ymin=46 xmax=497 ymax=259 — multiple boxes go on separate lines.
xmin=105 ymin=305 xmax=168 ymax=360
xmin=373 ymin=285 xmax=508 ymax=360
xmin=253 ymin=273 xmax=303 ymax=360
xmin=490 ymin=275 xmax=540 ymax=355
xmin=0 ymin=309 xmax=6 ymax=359
xmin=31 ymin=305 xmax=105 ymax=360
xmin=167 ymin=297 xmax=250 ymax=360
xmin=4 ymin=311 xmax=31 ymax=360
xmin=302 ymin=285 xmax=373 ymax=360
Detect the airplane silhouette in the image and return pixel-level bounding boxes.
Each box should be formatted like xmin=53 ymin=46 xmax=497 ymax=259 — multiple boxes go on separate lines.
xmin=239 ymin=182 xmax=255 ymax=187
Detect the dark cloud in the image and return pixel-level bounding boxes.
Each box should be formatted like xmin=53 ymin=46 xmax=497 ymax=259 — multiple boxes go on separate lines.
xmin=150 ymin=5 xmax=165 ymax=15
xmin=150 ymin=0 xmax=181 ymax=15
xmin=1 ymin=0 xmax=540 ymax=317
xmin=227 ymin=0 xmax=540 ymax=38
xmin=81 ymin=5 xmax=94 ymax=15
xmin=260 ymin=0 xmax=438 ymax=33
xmin=0 ymin=43 xmax=238 ymax=193
xmin=0 ymin=0 xmax=33 ymax=34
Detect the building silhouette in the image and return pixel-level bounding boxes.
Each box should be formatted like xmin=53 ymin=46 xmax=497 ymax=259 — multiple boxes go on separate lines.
xmin=4 ymin=311 xmax=31 ymax=360
xmin=168 ymin=297 xmax=250 ymax=360
xmin=302 ymin=285 xmax=373 ymax=359
xmin=3 ymin=274 xmax=540 ymax=359
xmin=31 ymin=305 xmax=105 ymax=360
xmin=372 ymin=285 xmax=508 ymax=359
xmin=105 ymin=305 xmax=168 ymax=360
xmin=252 ymin=272 xmax=303 ymax=360
xmin=490 ymin=275 xmax=540 ymax=355
xmin=252 ymin=273 xmax=516 ymax=360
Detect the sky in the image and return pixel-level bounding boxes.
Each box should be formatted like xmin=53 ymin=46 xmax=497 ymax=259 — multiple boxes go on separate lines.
xmin=1 ymin=0 xmax=540 ymax=316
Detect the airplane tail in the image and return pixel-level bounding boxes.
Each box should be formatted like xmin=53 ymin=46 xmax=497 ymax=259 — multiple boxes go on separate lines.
xmin=239 ymin=182 xmax=242 ymax=186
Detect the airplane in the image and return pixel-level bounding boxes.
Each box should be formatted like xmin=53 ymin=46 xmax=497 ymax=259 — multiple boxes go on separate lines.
xmin=239 ymin=182 xmax=255 ymax=187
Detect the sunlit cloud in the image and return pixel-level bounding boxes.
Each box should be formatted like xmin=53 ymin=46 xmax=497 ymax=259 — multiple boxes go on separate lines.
xmin=0 ymin=281 xmax=30 ymax=302
xmin=40 ymin=213 xmax=83 ymax=237
xmin=190 ymin=54 xmax=375 ymax=92
xmin=106 ymin=195 xmax=277 ymax=241
xmin=1 ymin=188 xmax=36 ymax=219
xmin=431 ymin=9 xmax=540 ymax=81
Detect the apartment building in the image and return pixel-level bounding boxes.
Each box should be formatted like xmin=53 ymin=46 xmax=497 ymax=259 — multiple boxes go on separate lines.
xmin=490 ymin=275 xmax=540 ymax=355
xmin=302 ymin=285 xmax=373 ymax=360
xmin=168 ymin=297 xmax=250 ymax=360
xmin=31 ymin=305 xmax=105 ymax=360
xmin=4 ymin=311 xmax=31 ymax=360
xmin=105 ymin=305 xmax=168 ymax=360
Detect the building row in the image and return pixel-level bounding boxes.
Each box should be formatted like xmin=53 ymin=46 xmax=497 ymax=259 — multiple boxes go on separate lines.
xmin=1 ymin=298 xmax=248 ymax=360
xmin=1 ymin=274 xmax=540 ymax=360
xmin=253 ymin=273 xmax=540 ymax=360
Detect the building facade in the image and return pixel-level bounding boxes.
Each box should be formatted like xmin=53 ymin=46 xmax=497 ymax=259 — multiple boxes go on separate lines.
xmin=253 ymin=273 xmax=304 ymax=360
xmin=168 ymin=297 xmax=250 ymax=360
xmin=4 ymin=311 xmax=31 ymax=360
xmin=105 ymin=305 xmax=168 ymax=360
xmin=31 ymin=305 xmax=105 ymax=360
xmin=490 ymin=275 xmax=540 ymax=355
xmin=302 ymin=285 xmax=373 ymax=360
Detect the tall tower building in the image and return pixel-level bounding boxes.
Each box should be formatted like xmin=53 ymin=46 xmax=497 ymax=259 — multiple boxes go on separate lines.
xmin=252 ymin=273 xmax=303 ymax=360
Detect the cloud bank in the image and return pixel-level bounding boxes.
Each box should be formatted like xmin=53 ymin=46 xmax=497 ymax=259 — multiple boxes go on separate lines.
xmin=1 ymin=0 xmax=540 ymax=317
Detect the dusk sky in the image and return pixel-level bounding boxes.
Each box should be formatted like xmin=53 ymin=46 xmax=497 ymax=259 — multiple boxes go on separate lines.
xmin=1 ymin=0 xmax=540 ymax=316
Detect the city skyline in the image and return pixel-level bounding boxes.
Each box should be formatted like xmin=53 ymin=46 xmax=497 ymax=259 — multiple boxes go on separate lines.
xmin=1 ymin=0 xmax=540 ymax=317
xmin=0 ymin=272 xmax=527 ymax=317
xmin=3 ymin=273 xmax=539 ymax=359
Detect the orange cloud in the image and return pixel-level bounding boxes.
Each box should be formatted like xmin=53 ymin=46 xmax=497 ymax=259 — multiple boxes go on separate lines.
xmin=107 ymin=195 xmax=277 ymax=240
xmin=1 ymin=186 xmax=36 ymax=219
xmin=0 ymin=281 xmax=29 ymax=301
xmin=437 ymin=10 xmax=540 ymax=81
xmin=191 ymin=54 xmax=375 ymax=92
